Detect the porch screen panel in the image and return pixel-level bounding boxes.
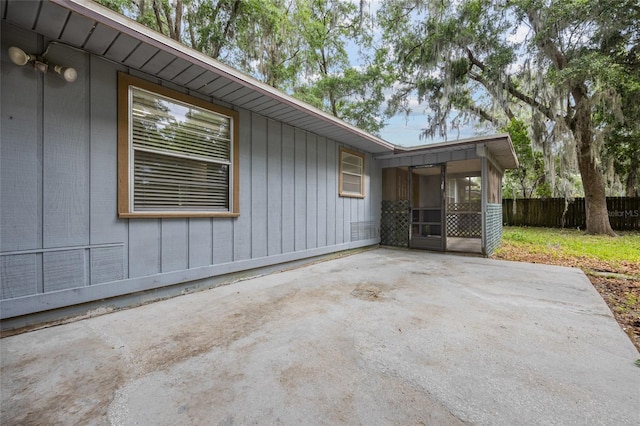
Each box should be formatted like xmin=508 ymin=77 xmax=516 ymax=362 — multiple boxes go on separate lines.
xmin=446 ymin=175 xmax=482 ymax=238
xmin=131 ymin=87 xmax=232 ymax=211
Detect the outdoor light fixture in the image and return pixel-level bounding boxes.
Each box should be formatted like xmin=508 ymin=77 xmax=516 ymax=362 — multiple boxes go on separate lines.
xmin=8 ymin=46 xmax=35 ymax=65
xmin=7 ymin=46 xmax=78 ymax=83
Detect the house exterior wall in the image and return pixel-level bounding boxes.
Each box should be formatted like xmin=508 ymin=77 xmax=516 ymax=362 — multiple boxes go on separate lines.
xmin=0 ymin=23 xmax=381 ymax=319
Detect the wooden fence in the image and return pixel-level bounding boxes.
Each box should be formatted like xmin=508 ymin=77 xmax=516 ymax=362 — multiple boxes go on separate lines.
xmin=502 ymin=197 xmax=640 ymax=231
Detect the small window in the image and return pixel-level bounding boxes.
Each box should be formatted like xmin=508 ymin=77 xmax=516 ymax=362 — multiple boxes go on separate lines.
xmin=339 ymin=148 xmax=365 ymax=198
xmin=118 ymin=73 xmax=239 ymax=217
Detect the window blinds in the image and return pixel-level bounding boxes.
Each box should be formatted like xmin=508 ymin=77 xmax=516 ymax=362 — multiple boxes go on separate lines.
xmin=130 ymin=87 xmax=232 ymax=211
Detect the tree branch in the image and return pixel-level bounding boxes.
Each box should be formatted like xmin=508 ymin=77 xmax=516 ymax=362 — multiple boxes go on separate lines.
xmin=466 ymin=48 xmax=554 ymax=121
xmin=468 ymin=71 xmax=515 ymax=120
xmin=468 ymin=105 xmax=500 ymax=125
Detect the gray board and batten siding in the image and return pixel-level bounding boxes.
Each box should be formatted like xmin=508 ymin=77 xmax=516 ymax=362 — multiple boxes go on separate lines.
xmin=0 ymin=21 xmax=381 ymax=321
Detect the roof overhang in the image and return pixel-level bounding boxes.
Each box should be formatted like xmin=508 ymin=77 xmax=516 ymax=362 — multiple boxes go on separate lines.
xmin=1 ymin=0 xmax=519 ymax=167
xmin=2 ymin=0 xmax=395 ymax=154
xmin=375 ymin=133 xmax=519 ymax=170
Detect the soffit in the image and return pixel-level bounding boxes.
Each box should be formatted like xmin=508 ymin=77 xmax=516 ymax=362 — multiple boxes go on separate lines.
xmin=376 ymin=134 xmax=519 ymax=170
xmin=1 ymin=0 xmax=395 ymax=154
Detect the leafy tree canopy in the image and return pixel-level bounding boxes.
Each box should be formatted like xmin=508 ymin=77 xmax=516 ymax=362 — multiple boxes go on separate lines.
xmin=376 ymin=0 xmax=639 ymax=234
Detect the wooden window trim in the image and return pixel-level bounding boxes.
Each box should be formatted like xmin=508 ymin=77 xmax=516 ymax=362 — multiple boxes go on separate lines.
xmin=117 ymin=72 xmax=240 ymax=218
xmin=339 ymin=147 xmax=365 ymax=198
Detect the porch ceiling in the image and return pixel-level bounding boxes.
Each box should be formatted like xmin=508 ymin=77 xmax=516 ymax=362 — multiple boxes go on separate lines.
xmin=1 ymin=0 xmax=395 ymax=155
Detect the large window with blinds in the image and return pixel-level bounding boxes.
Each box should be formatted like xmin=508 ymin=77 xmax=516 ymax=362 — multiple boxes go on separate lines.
xmin=339 ymin=148 xmax=365 ymax=198
xmin=118 ymin=73 xmax=239 ymax=217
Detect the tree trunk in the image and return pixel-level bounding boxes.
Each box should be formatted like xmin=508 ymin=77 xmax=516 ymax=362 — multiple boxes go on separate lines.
xmin=572 ymin=89 xmax=616 ymax=236
xmin=626 ymin=149 xmax=639 ymax=197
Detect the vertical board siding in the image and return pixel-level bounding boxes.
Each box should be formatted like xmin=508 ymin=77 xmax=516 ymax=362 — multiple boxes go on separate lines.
xmin=188 ymin=218 xmax=213 ymax=268
xmin=306 ymin=134 xmax=318 ymax=249
xmin=250 ymin=113 xmax=268 ymax=258
xmin=325 ymin=140 xmax=337 ymax=246
xmin=128 ymin=219 xmax=161 ymax=278
xmin=335 ymin=184 xmax=345 ymax=244
xmin=281 ymin=125 xmax=295 ymax=253
xmin=161 ymin=219 xmax=188 ymax=272
xmin=89 ymin=56 xmax=128 ymax=246
xmin=43 ymin=45 xmax=90 ymax=248
xmin=1 ymin=25 xmax=41 ymax=252
xmin=267 ymin=119 xmax=283 ymax=256
xmin=294 ymin=128 xmax=307 ymax=251
xmin=348 ymin=199 xmax=357 ymax=242
xmin=212 ymin=218 xmax=234 ymax=264
xmin=317 ymin=138 xmax=328 ymax=247
xmin=233 ymin=108 xmax=252 ymax=261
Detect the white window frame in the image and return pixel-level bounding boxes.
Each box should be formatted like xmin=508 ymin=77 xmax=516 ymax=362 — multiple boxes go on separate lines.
xmin=118 ymin=73 xmax=239 ymax=217
xmin=339 ymin=147 xmax=365 ymax=198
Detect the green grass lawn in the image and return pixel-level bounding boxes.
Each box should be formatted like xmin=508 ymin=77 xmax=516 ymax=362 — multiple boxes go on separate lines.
xmin=496 ymin=227 xmax=640 ymax=274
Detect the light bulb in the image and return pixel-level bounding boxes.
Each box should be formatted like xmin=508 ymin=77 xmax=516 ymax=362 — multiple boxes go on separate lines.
xmin=8 ymin=46 xmax=32 ymax=66
xmin=53 ymin=65 xmax=77 ymax=82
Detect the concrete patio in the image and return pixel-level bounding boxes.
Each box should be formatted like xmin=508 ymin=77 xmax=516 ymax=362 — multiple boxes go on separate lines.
xmin=1 ymin=248 xmax=639 ymax=425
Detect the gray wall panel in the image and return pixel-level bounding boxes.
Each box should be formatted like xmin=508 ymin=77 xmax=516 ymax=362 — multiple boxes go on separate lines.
xmin=1 ymin=254 xmax=37 ymax=299
xmin=351 ymin=198 xmax=358 ymax=234
xmin=90 ymin=246 xmax=124 ymax=285
xmin=161 ymin=219 xmax=188 ymax=273
xmin=128 ymin=219 xmax=161 ymax=278
xmin=335 ymin=176 xmax=345 ymax=245
xmin=89 ymin=56 xmax=128 ymax=246
xmin=250 ymin=114 xmax=268 ymax=258
xmin=1 ymin=25 xmax=41 ymax=252
xmin=325 ymin=139 xmax=337 ymax=246
xmin=281 ymin=125 xmax=295 ymax=254
xmin=212 ymin=218 xmax=233 ymax=264
xmin=344 ymin=197 xmax=352 ymax=243
xmin=306 ymin=134 xmax=318 ymax=249
xmin=43 ymin=250 xmax=86 ymax=292
xmin=267 ymin=119 xmax=282 ymax=256
xmin=188 ymin=218 xmax=213 ymax=268
xmin=43 ymin=45 xmax=90 ymax=248
xmin=317 ymin=137 xmax=328 ymax=247
xmin=233 ymin=108 xmax=252 ymax=261
xmin=294 ymin=128 xmax=307 ymax=251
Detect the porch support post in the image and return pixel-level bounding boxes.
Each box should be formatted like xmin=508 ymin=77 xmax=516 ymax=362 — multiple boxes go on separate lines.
xmin=479 ymin=145 xmax=488 ymax=256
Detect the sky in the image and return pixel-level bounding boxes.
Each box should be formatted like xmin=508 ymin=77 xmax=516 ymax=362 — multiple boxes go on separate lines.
xmin=379 ymin=110 xmax=480 ymax=147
